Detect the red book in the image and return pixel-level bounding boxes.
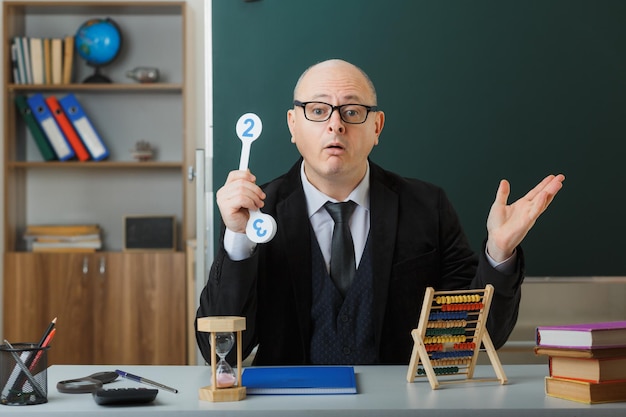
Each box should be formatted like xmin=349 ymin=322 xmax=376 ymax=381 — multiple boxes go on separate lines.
xmin=536 ymin=321 xmax=626 ymax=349
xmin=45 ymin=96 xmax=90 ymax=161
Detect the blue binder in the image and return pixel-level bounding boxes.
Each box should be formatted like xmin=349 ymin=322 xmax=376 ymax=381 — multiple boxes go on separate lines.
xmin=26 ymin=93 xmax=74 ymax=161
xmin=15 ymin=95 xmax=56 ymax=161
xmin=58 ymin=94 xmax=109 ymax=161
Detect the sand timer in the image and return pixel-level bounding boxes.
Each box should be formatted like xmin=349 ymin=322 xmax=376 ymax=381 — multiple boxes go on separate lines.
xmin=197 ymin=316 xmax=247 ymax=402
xmin=215 ymin=332 xmax=236 ymax=388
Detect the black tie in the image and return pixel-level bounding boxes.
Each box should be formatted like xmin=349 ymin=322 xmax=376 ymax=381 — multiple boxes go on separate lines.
xmin=324 ymin=201 xmax=357 ymax=297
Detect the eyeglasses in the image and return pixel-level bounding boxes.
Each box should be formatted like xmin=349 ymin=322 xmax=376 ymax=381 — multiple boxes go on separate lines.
xmin=293 ymin=100 xmax=378 ymax=124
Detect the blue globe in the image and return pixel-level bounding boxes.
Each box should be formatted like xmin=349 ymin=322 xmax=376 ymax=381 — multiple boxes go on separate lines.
xmin=75 ymin=18 xmax=122 ymax=67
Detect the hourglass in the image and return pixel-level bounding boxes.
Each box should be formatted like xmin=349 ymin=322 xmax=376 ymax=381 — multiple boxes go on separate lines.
xmin=215 ymin=332 xmax=236 ymax=388
xmin=197 ymin=316 xmax=247 ymax=402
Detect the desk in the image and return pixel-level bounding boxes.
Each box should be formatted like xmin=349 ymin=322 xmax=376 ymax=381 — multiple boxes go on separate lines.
xmin=4 ymin=365 xmax=626 ymax=416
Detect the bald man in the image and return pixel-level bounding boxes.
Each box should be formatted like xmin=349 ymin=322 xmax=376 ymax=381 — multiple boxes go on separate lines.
xmin=196 ymin=59 xmax=565 ymax=365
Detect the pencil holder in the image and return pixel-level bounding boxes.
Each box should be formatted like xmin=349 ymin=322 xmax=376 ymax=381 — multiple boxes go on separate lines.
xmin=0 ymin=343 xmax=49 ymax=406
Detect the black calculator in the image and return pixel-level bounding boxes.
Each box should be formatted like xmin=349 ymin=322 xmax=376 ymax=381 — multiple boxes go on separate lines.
xmin=92 ymin=387 xmax=158 ymax=406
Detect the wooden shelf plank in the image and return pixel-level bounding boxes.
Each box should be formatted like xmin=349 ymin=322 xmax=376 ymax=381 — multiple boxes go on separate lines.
xmin=7 ymin=83 xmax=183 ymax=93
xmin=7 ymin=161 xmax=184 ymax=169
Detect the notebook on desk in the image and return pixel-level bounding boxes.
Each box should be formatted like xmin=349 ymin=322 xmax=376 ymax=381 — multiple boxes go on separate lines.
xmin=241 ymin=366 xmax=357 ymax=395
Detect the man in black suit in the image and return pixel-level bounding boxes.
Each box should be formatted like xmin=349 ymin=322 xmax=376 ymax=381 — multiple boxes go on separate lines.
xmin=196 ymin=59 xmax=564 ymax=365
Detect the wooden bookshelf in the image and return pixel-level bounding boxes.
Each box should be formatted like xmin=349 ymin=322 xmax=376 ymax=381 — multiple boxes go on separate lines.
xmin=2 ymin=1 xmax=192 ymax=366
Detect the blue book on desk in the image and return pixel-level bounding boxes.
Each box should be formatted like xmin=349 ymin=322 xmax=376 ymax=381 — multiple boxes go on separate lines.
xmin=241 ymin=366 xmax=357 ymax=395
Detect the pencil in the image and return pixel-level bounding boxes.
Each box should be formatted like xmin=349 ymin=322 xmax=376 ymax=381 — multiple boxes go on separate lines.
xmin=37 ymin=317 xmax=56 ymax=347
xmin=28 ymin=328 xmax=56 ymax=372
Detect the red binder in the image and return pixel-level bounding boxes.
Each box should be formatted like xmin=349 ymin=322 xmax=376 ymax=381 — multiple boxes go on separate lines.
xmin=45 ymin=95 xmax=90 ymax=161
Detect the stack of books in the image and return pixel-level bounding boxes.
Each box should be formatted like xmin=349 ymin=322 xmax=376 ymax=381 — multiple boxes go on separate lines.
xmin=24 ymin=224 xmax=102 ymax=252
xmin=10 ymin=36 xmax=74 ymax=85
xmin=535 ymin=321 xmax=626 ymax=404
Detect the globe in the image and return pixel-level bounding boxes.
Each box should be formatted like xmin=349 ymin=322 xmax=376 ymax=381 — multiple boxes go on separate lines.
xmin=75 ymin=18 xmax=122 ymax=83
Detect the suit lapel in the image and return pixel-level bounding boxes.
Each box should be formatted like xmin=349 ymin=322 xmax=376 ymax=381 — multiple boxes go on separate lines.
xmin=275 ymin=164 xmax=313 ymax=352
xmin=369 ymin=163 xmax=399 ymax=351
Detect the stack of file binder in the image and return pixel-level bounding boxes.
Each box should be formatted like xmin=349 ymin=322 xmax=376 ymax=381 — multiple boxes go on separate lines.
xmin=15 ymin=93 xmax=109 ymax=162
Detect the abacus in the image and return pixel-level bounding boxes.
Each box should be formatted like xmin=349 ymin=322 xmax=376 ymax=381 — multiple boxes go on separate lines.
xmin=406 ymin=284 xmax=507 ymax=389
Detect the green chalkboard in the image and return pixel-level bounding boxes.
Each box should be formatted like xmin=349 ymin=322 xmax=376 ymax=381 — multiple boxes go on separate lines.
xmin=212 ymin=0 xmax=626 ymax=276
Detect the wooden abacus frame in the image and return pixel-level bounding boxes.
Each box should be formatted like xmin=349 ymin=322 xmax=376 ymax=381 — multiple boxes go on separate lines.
xmin=406 ymin=284 xmax=507 ymax=389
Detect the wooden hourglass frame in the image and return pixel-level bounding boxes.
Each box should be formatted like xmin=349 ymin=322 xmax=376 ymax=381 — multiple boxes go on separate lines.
xmin=198 ymin=316 xmax=247 ymax=402
xmin=406 ymin=284 xmax=507 ymax=389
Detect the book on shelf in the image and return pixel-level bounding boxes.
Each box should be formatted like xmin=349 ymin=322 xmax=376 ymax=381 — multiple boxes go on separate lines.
xmin=13 ymin=37 xmax=27 ymax=85
xmin=24 ymin=231 xmax=100 ymax=242
xmin=24 ymin=224 xmax=100 ymax=237
xmin=545 ymin=376 xmax=626 ymax=404
xmin=21 ymin=36 xmax=33 ymax=84
xmin=30 ymin=37 xmax=44 ymax=84
xmin=45 ymin=95 xmax=91 ymax=161
xmin=536 ymin=321 xmax=626 ymax=349
xmin=43 ymin=38 xmax=52 ymax=84
xmin=31 ymin=240 xmax=101 ymax=252
xmin=27 ymin=93 xmax=75 ymax=161
xmin=548 ymin=356 xmax=626 ymax=383
xmin=32 ymin=234 xmax=101 ymax=243
xmin=32 ymin=248 xmax=97 ymax=253
xmin=241 ymin=366 xmax=357 ymax=395
xmin=51 ymin=37 xmax=63 ymax=85
xmin=10 ymin=39 xmax=21 ymax=84
xmin=15 ymin=95 xmax=57 ymax=161
xmin=62 ymin=36 xmax=74 ymax=84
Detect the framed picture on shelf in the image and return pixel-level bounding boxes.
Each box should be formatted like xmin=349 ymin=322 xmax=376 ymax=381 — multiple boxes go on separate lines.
xmin=123 ymin=215 xmax=176 ymax=251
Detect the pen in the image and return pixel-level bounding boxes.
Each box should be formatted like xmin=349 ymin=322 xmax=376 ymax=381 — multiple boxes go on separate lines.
xmin=115 ymin=369 xmax=178 ymax=394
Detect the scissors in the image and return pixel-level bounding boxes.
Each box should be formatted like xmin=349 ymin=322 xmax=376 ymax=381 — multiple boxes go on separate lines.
xmin=57 ymin=371 xmax=119 ymax=393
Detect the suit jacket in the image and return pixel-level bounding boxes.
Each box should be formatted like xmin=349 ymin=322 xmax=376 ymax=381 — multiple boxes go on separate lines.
xmin=196 ymin=159 xmax=524 ymax=365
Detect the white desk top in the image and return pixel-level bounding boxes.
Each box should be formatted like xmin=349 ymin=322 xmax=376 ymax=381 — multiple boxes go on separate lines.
xmin=3 ymin=364 xmax=626 ymax=416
